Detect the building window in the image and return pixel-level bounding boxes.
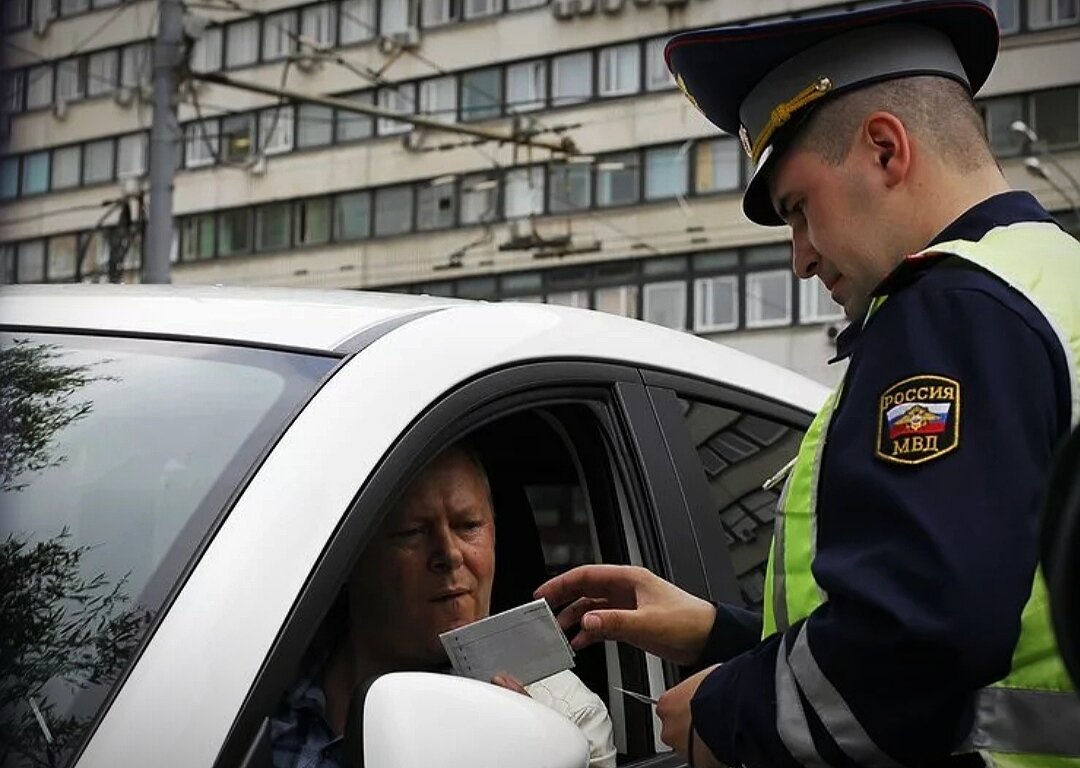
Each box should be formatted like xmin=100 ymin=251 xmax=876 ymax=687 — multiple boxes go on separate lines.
xmin=21 ymin=151 xmax=49 ymax=195
xmin=51 ymin=145 xmax=81 ymax=189
xmin=598 ymin=43 xmax=640 ymax=98
xmin=746 ymin=270 xmax=792 ymax=328
xmin=457 ymin=276 xmax=498 ymax=300
xmin=26 ymin=64 xmax=53 ymax=110
xmin=552 ymin=51 xmax=592 ymax=107
xmin=295 ymin=197 xmax=331 ymax=245
xmin=47 ymin=234 xmax=78 ymax=282
xmin=645 ymin=37 xmax=673 ymax=91
xmin=504 ymin=166 xmax=544 ymax=218
xmin=3 ymin=0 xmax=29 ymax=30
xmin=596 ymin=152 xmax=639 ymax=207
xmin=464 ymin=0 xmax=501 ymax=19
xmin=18 ymin=240 xmax=46 ymax=283
xmin=336 ymin=91 xmax=374 ymax=141
xmin=2 ymin=70 xmax=25 ymax=114
xmin=507 ymin=0 xmax=545 ymax=9
xmin=302 ymin=3 xmax=337 ymax=47
xmin=55 ymin=58 xmax=84 ymax=103
xmin=548 ymin=163 xmax=591 ymax=212
xmin=460 ymin=172 xmax=499 ymax=224
xmin=983 ymin=0 xmax=1020 ymax=32
xmin=644 ymin=145 xmax=688 ymax=200
xmin=500 ymin=271 xmax=542 ymax=299
xmin=594 ymin=285 xmax=638 ymax=317
xmin=1028 ymin=0 xmax=1078 ymax=28
xmin=0 ymin=245 xmax=14 ymax=284
xmin=185 ymin=118 xmax=219 ymax=168
xmin=259 ymin=107 xmax=295 ymax=154
xmin=380 ymin=0 xmax=411 ymax=34
xmin=981 ymin=96 xmax=1025 ymax=156
xmin=221 ymin=114 xmax=255 ymax=162
xmin=226 ymin=19 xmax=260 ymax=68
xmin=421 ymin=0 xmax=456 ymax=26
xmin=377 ymin=83 xmax=415 ymax=135
xmin=1032 ymin=87 xmax=1080 ymax=149
xmin=0 ymin=157 xmax=18 ymax=200
xmin=297 ymin=104 xmax=334 ymax=147
xmin=694 ymin=138 xmax=740 ymax=194
xmin=120 ymin=42 xmax=151 ymax=88
xmin=255 ymin=203 xmax=292 ymax=251
xmin=419 ymin=76 xmax=458 ymax=123
xmin=335 ymin=190 xmax=372 ymax=240
xmin=799 ymin=278 xmax=844 ymax=323
xmin=694 ymin=275 xmax=738 ymax=332
xmin=643 ymin=281 xmax=686 ymax=330
xmin=87 ymin=49 xmax=118 ymax=96
xmin=31 ymin=0 xmax=55 ymax=29
xmin=340 ymin=0 xmax=376 ymax=43
xmin=461 ymin=68 xmax=501 ymax=121
xmin=547 ymin=290 xmax=589 ymax=308
xmin=218 ymin=209 xmax=252 ymax=256
xmin=417 ymin=179 xmax=457 ymax=231
xmin=374 ymin=185 xmax=414 ymax=236
xmin=507 ymin=60 xmax=546 ymax=113
xmin=263 ymin=10 xmax=297 ymax=62
xmin=192 ymin=27 xmax=223 ymax=73
xmin=82 ymin=138 xmax=114 ymax=184
xmin=182 ymin=214 xmax=216 ymax=261
xmin=117 ymin=133 xmax=148 ymax=179
xmin=59 ymin=0 xmax=88 ymax=15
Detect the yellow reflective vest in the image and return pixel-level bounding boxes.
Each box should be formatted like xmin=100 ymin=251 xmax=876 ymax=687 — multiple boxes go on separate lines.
xmin=762 ymin=220 xmax=1080 ymax=766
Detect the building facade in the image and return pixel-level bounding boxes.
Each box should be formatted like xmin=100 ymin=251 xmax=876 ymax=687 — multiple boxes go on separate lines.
xmin=1 ymin=0 xmax=1078 ymax=386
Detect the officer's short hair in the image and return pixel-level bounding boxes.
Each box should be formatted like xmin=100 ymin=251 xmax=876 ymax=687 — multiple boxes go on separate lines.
xmin=793 ymin=75 xmax=994 ymax=174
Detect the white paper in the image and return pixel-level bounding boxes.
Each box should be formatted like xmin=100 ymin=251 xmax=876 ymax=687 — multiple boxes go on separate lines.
xmin=438 ymin=598 xmax=575 ymax=686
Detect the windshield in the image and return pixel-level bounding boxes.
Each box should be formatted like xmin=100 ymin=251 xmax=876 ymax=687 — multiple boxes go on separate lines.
xmin=0 ymin=332 xmax=337 ymax=768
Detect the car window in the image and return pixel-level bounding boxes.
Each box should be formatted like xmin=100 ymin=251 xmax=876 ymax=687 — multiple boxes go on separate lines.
xmin=666 ymin=395 xmax=805 ymax=611
xmin=250 ymin=387 xmax=677 ymax=768
xmin=0 ymin=332 xmax=336 ymax=768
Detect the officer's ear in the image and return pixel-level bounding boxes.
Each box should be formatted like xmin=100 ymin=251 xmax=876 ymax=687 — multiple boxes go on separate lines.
xmin=862 ymin=111 xmax=911 ymax=189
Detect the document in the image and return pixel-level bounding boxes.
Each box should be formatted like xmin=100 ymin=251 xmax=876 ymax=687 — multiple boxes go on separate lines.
xmin=439 ymin=598 xmax=575 ymax=686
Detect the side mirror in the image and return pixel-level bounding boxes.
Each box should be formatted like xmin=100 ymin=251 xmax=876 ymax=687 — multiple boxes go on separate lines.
xmin=353 ymin=672 xmax=589 ymax=768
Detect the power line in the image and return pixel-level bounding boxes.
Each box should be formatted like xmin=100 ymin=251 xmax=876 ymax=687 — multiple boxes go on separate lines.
xmin=70 ymin=2 xmax=131 ymax=55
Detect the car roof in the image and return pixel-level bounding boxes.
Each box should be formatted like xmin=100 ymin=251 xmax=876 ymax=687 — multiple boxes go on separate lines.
xmin=0 ymin=284 xmax=465 ymax=351
xmin=0 ymin=284 xmax=829 ymax=413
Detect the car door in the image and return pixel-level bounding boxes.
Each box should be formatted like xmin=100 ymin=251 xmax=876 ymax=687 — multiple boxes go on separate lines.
xmin=217 ymin=361 xmax=711 ymax=768
xmin=641 ymin=368 xmax=815 ymax=617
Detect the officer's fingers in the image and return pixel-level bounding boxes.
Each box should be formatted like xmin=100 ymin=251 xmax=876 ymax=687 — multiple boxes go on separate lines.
xmin=534 ymin=563 xmax=640 ymax=610
xmin=570 ymin=608 xmax=651 ymax=651
xmin=555 ymin=597 xmax=610 ymax=631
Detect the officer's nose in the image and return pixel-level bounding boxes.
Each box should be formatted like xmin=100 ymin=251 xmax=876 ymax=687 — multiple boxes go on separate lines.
xmin=791 ymin=229 xmax=820 ymax=280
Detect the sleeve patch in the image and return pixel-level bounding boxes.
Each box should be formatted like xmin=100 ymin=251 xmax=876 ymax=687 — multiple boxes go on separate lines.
xmin=875 ymin=374 xmax=960 ymax=465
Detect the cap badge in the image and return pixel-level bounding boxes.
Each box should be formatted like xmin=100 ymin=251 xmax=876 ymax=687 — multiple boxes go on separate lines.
xmin=749 ymin=76 xmax=833 ymax=162
xmin=675 ymin=73 xmax=702 ymax=114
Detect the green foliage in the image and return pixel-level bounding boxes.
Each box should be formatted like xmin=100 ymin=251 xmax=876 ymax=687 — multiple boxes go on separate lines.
xmin=0 ymin=340 xmax=102 ymax=494
xmin=0 ymin=530 xmax=152 ymax=768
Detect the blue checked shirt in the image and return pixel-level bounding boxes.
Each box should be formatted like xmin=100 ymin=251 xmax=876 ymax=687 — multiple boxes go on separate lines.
xmin=270 ymin=666 xmax=343 ymax=768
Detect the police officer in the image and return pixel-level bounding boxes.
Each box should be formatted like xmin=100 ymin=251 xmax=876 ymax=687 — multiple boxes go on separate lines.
xmin=535 ymin=1 xmax=1080 ymax=765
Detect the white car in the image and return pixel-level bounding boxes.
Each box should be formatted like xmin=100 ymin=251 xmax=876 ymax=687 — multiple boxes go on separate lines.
xmin=0 ymin=284 xmax=828 ymax=768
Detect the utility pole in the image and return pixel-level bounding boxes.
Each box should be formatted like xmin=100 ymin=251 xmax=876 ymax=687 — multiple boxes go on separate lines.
xmin=144 ymin=0 xmax=185 ymax=284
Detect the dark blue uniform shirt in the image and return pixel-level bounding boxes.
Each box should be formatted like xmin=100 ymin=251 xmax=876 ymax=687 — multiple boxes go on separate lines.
xmin=691 ymin=192 xmax=1073 ymax=767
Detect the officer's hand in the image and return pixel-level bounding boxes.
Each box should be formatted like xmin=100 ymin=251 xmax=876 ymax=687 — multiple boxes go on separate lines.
xmin=657 ymin=665 xmax=725 ymax=768
xmin=534 ymin=564 xmax=716 ymax=665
